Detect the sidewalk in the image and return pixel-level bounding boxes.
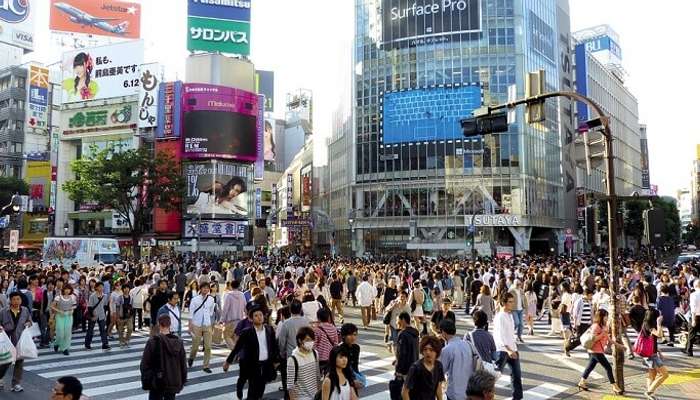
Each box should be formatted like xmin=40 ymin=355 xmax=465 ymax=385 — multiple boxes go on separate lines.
xmin=557 ymin=367 xmax=700 ymax=399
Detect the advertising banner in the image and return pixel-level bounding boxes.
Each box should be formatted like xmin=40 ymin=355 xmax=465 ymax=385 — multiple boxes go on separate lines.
xmin=254 ymin=94 xmax=264 ymax=180
xmin=184 ymin=160 xmax=251 ymax=220
xmin=0 ymin=0 xmax=35 ymax=51
xmin=264 ymin=118 xmax=277 ymax=162
xmin=60 ymin=103 xmax=137 ymax=138
xmin=182 ymin=84 xmax=259 ymax=161
xmin=270 ymin=183 xmax=277 ymax=225
xmin=26 ymin=65 xmax=49 ymax=131
xmin=156 ymin=81 xmax=183 ymax=139
xmin=138 ymin=63 xmax=160 ymax=128
xmin=255 ymin=187 xmax=262 ymax=219
xmin=61 ymin=40 xmax=144 ymax=103
xmin=255 ymin=70 xmax=274 ymax=112
xmin=381 ymin=0 xmax=481 ymax=49
xmin=49 ymin=0 xmax=141 ymax=39
xmin=187 ymin=16 xmax=250 ymax=56
xmin=286 ymin=174 xmax=293 ymax=213
xmin=301 ymin=174 xmax=311 ymax=212
xmin=184 ymin=219 xmax=247 ymax=239
xmin=188 ymin=0 xmax=251 ymax=22
xmin=8 ymin=230 xmax=19 ymax=253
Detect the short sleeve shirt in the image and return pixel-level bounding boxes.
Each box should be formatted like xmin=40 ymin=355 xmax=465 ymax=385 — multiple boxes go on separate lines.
xmin=404 ymin=359 xmax=445 ymax=400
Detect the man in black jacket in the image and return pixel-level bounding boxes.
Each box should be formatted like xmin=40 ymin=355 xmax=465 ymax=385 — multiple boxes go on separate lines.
xmin=140 ymin=314 xmax=187 ymax=400
xmin=150 ymin=279 xmax=169 ymax=336
xmin=224 ymin=306 xmax=280 ymax=400
xmin=394 ymin=312 xmax=419 ymax=378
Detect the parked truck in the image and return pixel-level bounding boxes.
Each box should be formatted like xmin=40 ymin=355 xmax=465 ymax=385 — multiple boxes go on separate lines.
xmin=42 ymin=237 xmax=123 ymax=268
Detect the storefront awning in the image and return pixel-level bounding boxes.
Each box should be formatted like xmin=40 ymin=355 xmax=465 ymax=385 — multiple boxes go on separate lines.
xmin=67 ymin=211 xmax=112 ymax=221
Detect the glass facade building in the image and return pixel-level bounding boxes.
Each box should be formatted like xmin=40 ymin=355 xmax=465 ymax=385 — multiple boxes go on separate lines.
xmin=352 ymin=0 xmax=576 ymax=255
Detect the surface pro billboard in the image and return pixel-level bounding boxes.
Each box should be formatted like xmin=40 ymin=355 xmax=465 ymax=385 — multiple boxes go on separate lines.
xmin=381 ymin=0 xmax=481 ymax=49
xmin=181 ymin=84 xmax=259 ymax=162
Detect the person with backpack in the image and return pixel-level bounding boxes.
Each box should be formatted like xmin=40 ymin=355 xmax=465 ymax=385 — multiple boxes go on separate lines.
xmin=188 ymin=282 xmax=216 ymax=373
xmin=157 ymin=291 xmax=182 ymax=337
xmin=286 ymin=326 xmax=321 ymax=400
xmin=577 ymin=309 xmax=622 ymax=395
xmin=320 ymin=346 xmax=358 ymax=400
xmin=637 ymin=309 xmax=669 ymax=400
xmin=140 ymin=314 xmax=187 ymax=400
xmin=438 ymin=319 xmax=472 ymax=400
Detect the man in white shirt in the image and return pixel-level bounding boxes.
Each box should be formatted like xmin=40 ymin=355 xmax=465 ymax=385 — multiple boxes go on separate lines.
xmin=355 ymin=275 xmax=377 ymax=329
xmin=188 ymin=282 xmax=216 ymax=373
xmin=493 ymin=292 xmax=523 ymax=400
xmin=157 ymin=291 xmax=182 ymax=337
xmin=685 ymin=280 xmax=700 ymax=357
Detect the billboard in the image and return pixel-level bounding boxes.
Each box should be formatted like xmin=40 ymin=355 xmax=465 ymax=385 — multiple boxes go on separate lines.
xmin=154 ymin=140 xmax=182 ymax=234
xmin=138 ymin=63 xmax=160 ymax=128
xmin=61 ymin=40 xmax=144 ymax=103
xmin=255 ymin=70 xmax=274 ymax=112
xmin=26 ymin=65 xmax=49 ymax=131
xmin=254 ymin=94 xmax=264 ymax=180
xmin=264 ymin=118 xmax=276 ymax=162
xmin=60 ymin=103 xmax=137 ymax=138
xmin=381 ymin=0 xmax=481 ymax=49
xmin=181 ymin=84 xmax=259 ymax=161
xmin=188 ymin=0 xmax=251 ymax=22
xmin=49 ymin=0 xmax=141 ymax=39
xmin=184 ymin=219 xmax=247 ymax=239
xmin=574 ymin=43 xmax=589 ymax=123
xmin=155 ymin=81 xmax=183 ymax=139
xmin=0 ymin=0 xmax=35 ymax=52
xmin=187 ymin=16 xmax=250 ymax=56
xmin=184 ymin=160 xmax=251 ymax=219
xmin=381 ymin=84 xmax=482 ymax=144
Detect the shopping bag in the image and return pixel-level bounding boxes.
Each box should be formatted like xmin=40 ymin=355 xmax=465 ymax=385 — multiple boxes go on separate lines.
xmin=580 ymin=327 xmax=596 ymax=350
xmin=27 ymin=322 xmax=41 ymax=338
xmin=212 ymin=324 xmax=224 ymax=345
xmin=17 ymin=329 xmax=38 ymax=360
xmin=0 ymin=331 xmax=16 ymax=365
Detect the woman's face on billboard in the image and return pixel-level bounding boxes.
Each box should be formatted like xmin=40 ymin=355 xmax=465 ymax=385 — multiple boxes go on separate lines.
xmin=74 ymin=64 xmax=85 ymax=79
xmin=226 ymin=184 xmax=243 ymax=200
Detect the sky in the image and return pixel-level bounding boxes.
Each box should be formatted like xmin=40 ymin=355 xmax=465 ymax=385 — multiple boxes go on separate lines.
xmin=24 ymin=0 xmax=698 ymax=196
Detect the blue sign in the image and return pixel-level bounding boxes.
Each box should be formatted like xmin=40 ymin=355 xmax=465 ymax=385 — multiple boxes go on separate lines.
xmin=381 ymin=85 xmax=482 ymax=144
xmin=188 ymin=0 xmax=251 ymax=22
xmin=29 ymin=86 xmax=48 ymax=106
xmin=582 ymin=36 xmax=621 ymax=60
xmin=0 ymin=216 xmax=9 ymax=229
xmin=156 ymin=81 xmax=183 ymax=139
xmin=0 ymin=0 xmax=29 ymax=23
xmin=574 ymin=43 xmax=589 ymax=123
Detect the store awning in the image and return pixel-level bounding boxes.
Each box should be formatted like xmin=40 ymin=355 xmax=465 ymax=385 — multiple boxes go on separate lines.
xmin=67 ymin=211 xmax=112 ymax=221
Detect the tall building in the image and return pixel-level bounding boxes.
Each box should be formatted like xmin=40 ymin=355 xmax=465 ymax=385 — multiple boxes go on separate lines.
xmin=640 ymin=124 xmax=650 ymax=191
xmin=352 ymin=0 xmax=576 ymax=256
xmin=691 ymin=145 xmax=700 ymax=226
xmin=0 ymin=66 xmax=28 ymax=178
xmin=678 ymin=188 xmax=692 ymax=234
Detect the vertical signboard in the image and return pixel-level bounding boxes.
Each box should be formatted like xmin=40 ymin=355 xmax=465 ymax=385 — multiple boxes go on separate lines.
xmin=286 ymin=174 xmax=293 ymax=213
xmin=155 ymin=81 xmax=183 ymax=139
xmin=255 ymin=70 xmax=274 ymax=112
xmin=254 ymin=94 xmax=264 ymax=180
xmin=574 ymin=43 xmax=589 ymax=123
xmin=302 ymin=175 xmax=312 ymax=212
xmin=138 ymin=63 xmax=160 ymax=128
xmin=255 ymin=187 xmax=262 ymax=219
xmin=26 ymin=64 xmax=49 ymax=131
xmin=640 ymin=125 xmax=650 ymax=189
xmin=270 ymin=183 xmax=277 ymax=225
xmin=8 ymin=230 xmax=19 ymax=253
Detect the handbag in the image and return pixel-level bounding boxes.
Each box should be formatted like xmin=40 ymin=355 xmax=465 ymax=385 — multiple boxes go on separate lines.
xmin=0 ymin=331 xmax=16 ymax=366
xmin=634 ymin=330 xmax=655 ymax=358
xmin=212 ymin=324 xmax=224 ymax=345
xmin=467 ymin=332 xmax=501 ymax=379
xmin=353 ymin=368 xmax=367 ymax=388
xmin=383 ymin=311 xmax=392 ymax=325
xmin=389 ymin=377 xmax=404 ymax=400
xmin=580 ymin=326 xmax=596 ymax=350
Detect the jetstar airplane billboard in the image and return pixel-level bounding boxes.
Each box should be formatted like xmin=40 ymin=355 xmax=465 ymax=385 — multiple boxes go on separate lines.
xmin=49 ymin=0 xmax=141 ymax=39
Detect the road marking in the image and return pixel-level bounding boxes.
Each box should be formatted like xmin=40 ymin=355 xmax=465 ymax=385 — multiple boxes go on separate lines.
xmin=542 ymin=352 xmax=603 ymax=380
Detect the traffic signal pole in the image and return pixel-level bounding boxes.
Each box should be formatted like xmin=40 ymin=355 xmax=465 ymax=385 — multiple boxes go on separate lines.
xmin=478 ymin=90 xmax=626 ymax=392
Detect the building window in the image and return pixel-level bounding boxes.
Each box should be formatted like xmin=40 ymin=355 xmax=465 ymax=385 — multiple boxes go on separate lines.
xmin=15 ymin=77 xmax=25 ymax=88
xmin=10 ymin=142 xmax=22 ymax=153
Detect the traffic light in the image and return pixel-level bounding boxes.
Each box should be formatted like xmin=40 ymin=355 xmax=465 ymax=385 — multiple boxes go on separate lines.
xmin=460 ymin=112 xmax=509 ymax=137
xmin=575 ymin=118 xmax=606 ymax=176
xmin=525 ymin=70 xmax=546 ymax=123
xmin=644 ymin=207 xmax=665 ymax=247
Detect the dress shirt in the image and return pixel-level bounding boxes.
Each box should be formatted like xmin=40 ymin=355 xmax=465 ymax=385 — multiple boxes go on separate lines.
xmin=221 ymin=290 xmax=247 ymax=323
xmin=189 ymin=294 xmax=215 ymax=327
xmin=493 ymin=311 xmax=517 ymax=352
xmin=439 ymin=336 xmax=472 ymax=400
xmin=165 ymin=303 xmax=181 ymax=333
xmin=256 ymin=326 xmax=268 ymax=361
xmin=690 ymin=290 xmax=700 ymax=317
xmin=355 ymin=281 xmax=377 ymax=307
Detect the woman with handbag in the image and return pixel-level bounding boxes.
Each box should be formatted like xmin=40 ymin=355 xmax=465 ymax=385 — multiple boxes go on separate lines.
xmin=577 ymin=309 xmax=622 ymax=395
xmin=473 ymin=286 xmax=496 ymax=330
xmin=637 ymin=309 xmax=669 ymax=400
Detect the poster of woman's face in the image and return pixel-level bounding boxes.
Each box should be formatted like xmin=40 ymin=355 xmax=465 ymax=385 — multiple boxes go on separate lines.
xmin=264 ymin=119 xmax=276 ymax=161
xmin=184 ymin=162 xmax=250 ymax=218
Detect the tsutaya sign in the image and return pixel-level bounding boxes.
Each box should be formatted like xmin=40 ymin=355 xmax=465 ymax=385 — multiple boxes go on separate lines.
xmin=465 ymin=214 xmax=523 ymax=226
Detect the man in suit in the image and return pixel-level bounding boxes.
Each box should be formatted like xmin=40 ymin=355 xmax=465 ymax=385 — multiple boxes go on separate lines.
xmin=224 ymin=305 xmax=280 ymax=400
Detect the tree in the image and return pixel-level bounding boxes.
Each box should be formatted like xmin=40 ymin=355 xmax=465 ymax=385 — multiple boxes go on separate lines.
xmin=0 ymin=176 xmax=28 ymax=207
xmin=682 ymin=223 xmax=700 ymax=246
xmin=623 ymin=200 xmax=646 ymax=249
xmin=62 ymin=145 xmax=185 ymax=258
xmin=652 ymin=197 xmax=681 ymax=248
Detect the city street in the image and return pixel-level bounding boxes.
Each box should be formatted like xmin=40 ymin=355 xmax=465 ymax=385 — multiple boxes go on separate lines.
xmin=11 ymin=305 xmax=700 ymax=400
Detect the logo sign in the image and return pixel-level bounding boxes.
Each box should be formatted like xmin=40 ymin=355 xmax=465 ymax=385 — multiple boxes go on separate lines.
xmin=255 ymin=70 xmax=274 ymax=112
xmin=188 ymin=0 xmax=251 ymax=22
xmin=8 ymin=229 xmax=19 ymax=253
xmin=61 ymin=40 xmax=144 ymax=104
xmin=0 ymin=0 xmax=34 ymax=51
xmin=187 ymin=16 xmax=250 ymax=56
xmin=138 ymin=63 xmax=160 ymax=128
xmin=381 ymin=0 xmax=482 ymax=49
xmin=464 ymin=214 xmax=523 ymax=227
xmin=184 ymin=219 xmax=248 ymax=239
xmin=0 ymin=215 xmax=9 ymax=229
xmin=49 ymin=0 xmax=141 ymax=39
xmin=26 ymin=64 xmax=49 ymax=131
xmin=60 ymin=103 xmax=137 ymax=137
xmin=156 ymin=81 xmax=183 ymax=139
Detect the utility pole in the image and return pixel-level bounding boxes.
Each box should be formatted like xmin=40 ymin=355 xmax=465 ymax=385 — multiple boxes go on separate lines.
xmin=461 ymin=87 xmax=626 ymax=392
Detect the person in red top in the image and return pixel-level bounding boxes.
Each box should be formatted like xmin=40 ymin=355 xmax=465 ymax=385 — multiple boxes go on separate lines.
xmin=578 ymin=309 xmax=622 ymax=395
xmin=313 ymin=308 xmax=339 ymax=374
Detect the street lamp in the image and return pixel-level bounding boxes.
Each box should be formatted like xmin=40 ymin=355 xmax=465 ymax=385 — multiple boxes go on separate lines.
xmin=63 ymin=223 xmax=69 ymax=237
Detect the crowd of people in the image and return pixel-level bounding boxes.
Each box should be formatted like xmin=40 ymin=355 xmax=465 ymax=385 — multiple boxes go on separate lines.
xmin=0 ymin=252 xmax=698 ymax=400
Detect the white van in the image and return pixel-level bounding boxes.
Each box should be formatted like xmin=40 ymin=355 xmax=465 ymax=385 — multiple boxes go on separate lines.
xmin=43 ymin=237 xmax=123 ymax=268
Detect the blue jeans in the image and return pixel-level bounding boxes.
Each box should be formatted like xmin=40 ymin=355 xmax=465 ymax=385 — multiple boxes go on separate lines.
xmin=512 ymin=310 xmax=524 ymax=337
xmin=495 ymin=351 xmax=523 ymax=400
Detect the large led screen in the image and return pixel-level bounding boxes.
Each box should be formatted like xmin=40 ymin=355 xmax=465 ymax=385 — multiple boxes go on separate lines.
xmin=183 ymin=110 xmax=257 ymax=160
xmin=381 ymin=85 xmax=482 ymax=144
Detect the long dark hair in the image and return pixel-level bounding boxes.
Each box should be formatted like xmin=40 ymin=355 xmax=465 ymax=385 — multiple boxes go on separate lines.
xmin=216 ymin=176 xmax=247 ymax=202
xmin=327 ymin=346 xmax=355 ymax=395
xmin=73 ymin=52 xmax=92 ymax=92
xmin=642 ymin=308 xmax=660 ymax=334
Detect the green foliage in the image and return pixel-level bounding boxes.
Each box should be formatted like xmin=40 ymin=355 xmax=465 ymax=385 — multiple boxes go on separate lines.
xmin=623 ymin=200 xmax=646 ymax=246
xmin=0 ymin=176 xmax=28 ymax=207
xmin=62 ymin=145 xmax=185 ymax=254
xmin=652 ymin=197 xmax=681 ymax=246
xmin=683 ymin=223 xmax=700 ymax=245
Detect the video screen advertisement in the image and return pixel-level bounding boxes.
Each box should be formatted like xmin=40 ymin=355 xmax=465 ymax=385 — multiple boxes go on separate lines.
xmin=181 ymin=84 xmax=259 ymax=162
xmin=184 ymin=160 xmax=252 ymax=220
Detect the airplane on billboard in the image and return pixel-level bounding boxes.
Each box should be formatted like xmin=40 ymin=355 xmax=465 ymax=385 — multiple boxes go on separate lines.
xmin=53 ymin=2 xmax=130 ymax=36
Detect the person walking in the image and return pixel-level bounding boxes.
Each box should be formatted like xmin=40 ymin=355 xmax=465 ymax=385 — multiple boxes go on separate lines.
xmin=638 ymin=309 xmax=669 ymax=399
xmin=278 ymin=300 xmax=311 ymax=399
xmin=684 ymin=279 xmax=700 ymax=357
xmin=224 ymin=306 xmax=280 ymax=400
xmin=346 ymin=272 xmax=358 ymax=307
xmin=565 ymin=288 xmax=594 ymax=357
xmin=286 ymin=326 xmax=322 ymax=400
xmin=465 ymin=310 xmax=497 ymax=366
xmin=221 ymin=279 xmax=247 ymax=349
xmin=157 ymin=291 xmax=182 ymax=337
xmin=656 ymin=285 xmax=676 ymax=346
xmin=150 ymin=280 xmax=170 ymax=336
xmin=85 ymin=282 xmax=109 ymax=351
xmin=313 ymin=308 xmax=339 ymax=373
xmin=329 ymin=274 xmax=345 ymax=324
xmin=140 ymin=314 xmax=187 ymax=400
xmin=130 ymin=279 xmax=146 ymax=331
xmin=466 ymin=370 xmax=497 ymax=400
xmin=524 ymin=282 xmax=538 ymax=336
xmin=439 ymin=319 xmax=472 ymax=400
xmin=320 ymin=346 xmax=358 ymax=400
xmin=509 ymin=280 xmax=526 ymax=343
xmin=355 ymin=275 xmax=377 ymax=329
xmin=51 ymin=284 xmax=76 ymax=356
xmin=493 ymin=293 xmax=523 ymax=400
xmin=394 ymin=312 xmax=419 ymax=386
xmin=116 ymin=284 xmax=134 ymax=348
xmin=188 ymin=282 xmax=216 ymax=373
xmin=577 ymin=309 xmax=622 ymax=395
xmin=0 ymin=292 xmax=32 ymax=392
xmin=401 ymin=335 xmax=446 ymax=400
xmin=472 ymin=286 xmax=495 ymax=329
xmin=51 ymin=376 xmax=84 ymax=400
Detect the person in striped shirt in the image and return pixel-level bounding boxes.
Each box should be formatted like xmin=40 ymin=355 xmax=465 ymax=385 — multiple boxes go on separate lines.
xmin=565 ymin=288 xmax=594 ymax=357
xmin=313 ymin=308 xmax=340 ymax=374
xmin=287 ymin=326 xmax=322 ymax=400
